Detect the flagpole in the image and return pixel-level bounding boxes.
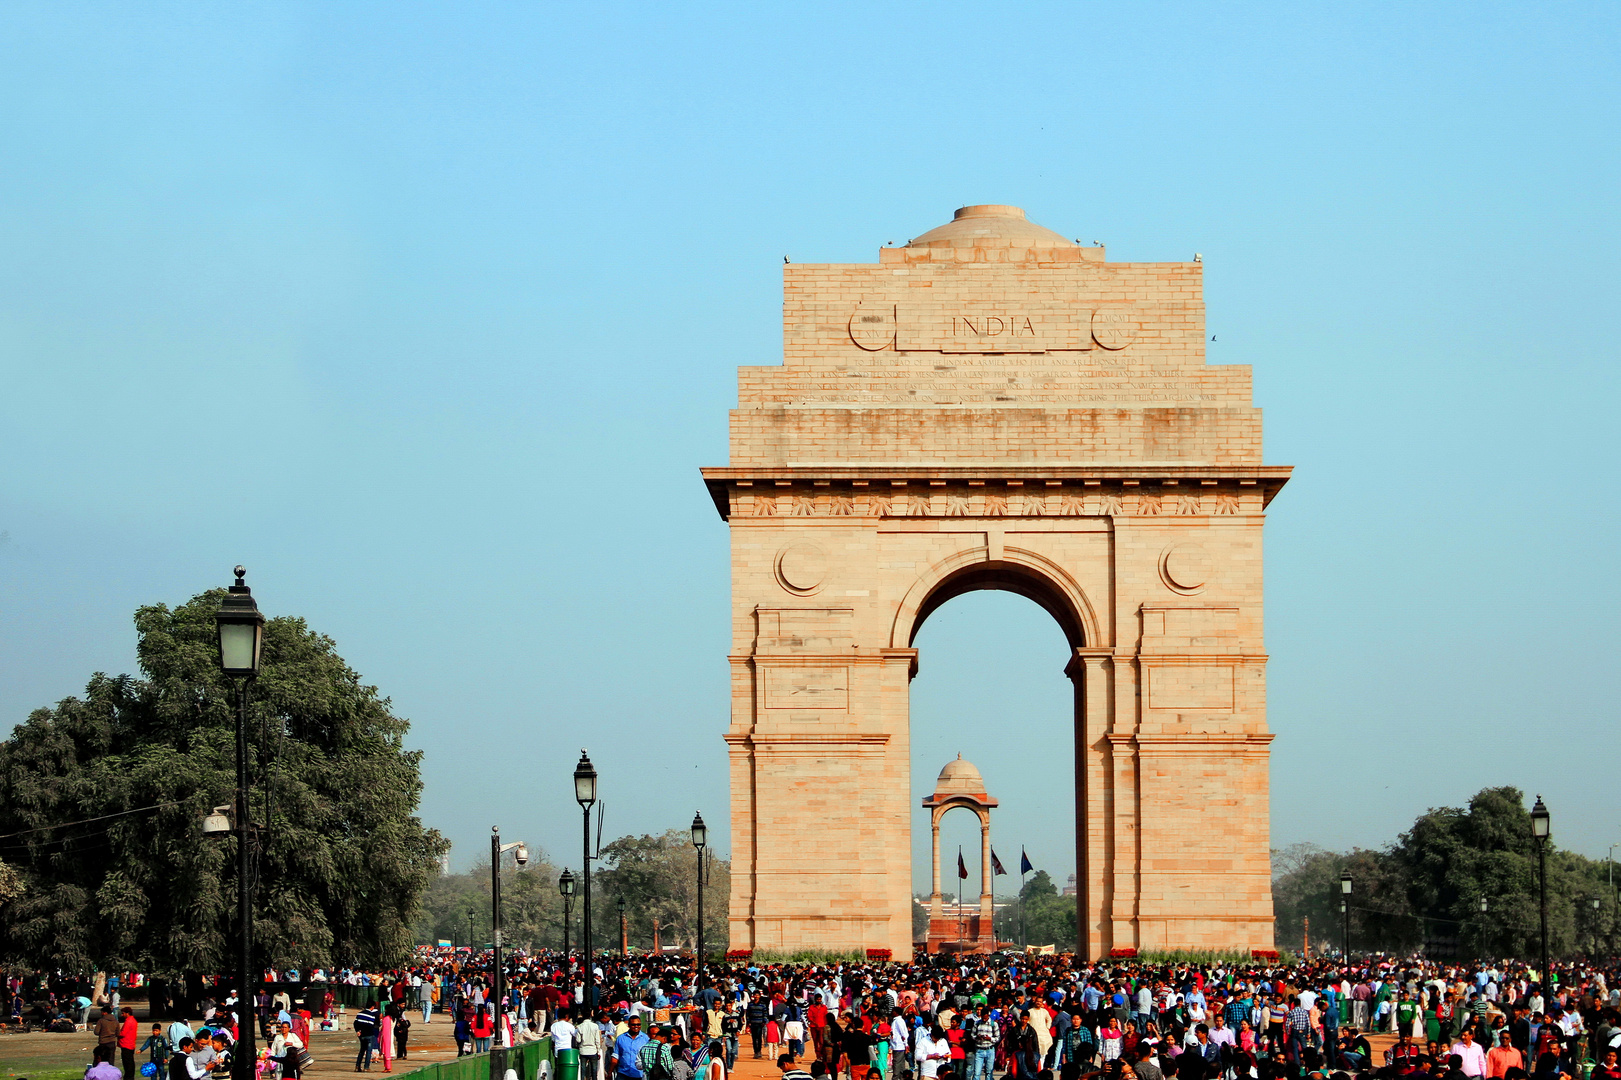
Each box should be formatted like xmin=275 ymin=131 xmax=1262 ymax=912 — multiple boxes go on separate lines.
xmin=957 ymin=844 xmax=965 ymax=947
xmin=1020 ymin=847 xmax=1028 ymax=948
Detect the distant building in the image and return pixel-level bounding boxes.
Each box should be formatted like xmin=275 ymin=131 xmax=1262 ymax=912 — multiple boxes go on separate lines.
xmin=440 ymin=852 xmax=451 ymax=876
xmin=1063 ymin=874 xmax=1077 ymax=897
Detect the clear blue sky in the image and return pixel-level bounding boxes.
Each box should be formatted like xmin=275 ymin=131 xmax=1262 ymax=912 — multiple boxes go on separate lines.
xmin=2 ymin=3 xmax=1618 ymax=892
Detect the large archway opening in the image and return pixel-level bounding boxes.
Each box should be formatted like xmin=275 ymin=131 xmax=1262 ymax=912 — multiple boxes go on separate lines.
xmin=908 ymin=586 xmax=1081 ymax=951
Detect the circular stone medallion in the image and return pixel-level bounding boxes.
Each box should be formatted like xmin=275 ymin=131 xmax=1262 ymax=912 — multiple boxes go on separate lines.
xmin=776 ymin=543 xmax=828 ymax=594
xmin=849 ymin=303 xmax=897 ymax=351
xmin=1161 ymin=543 xmax=1212 ymax=593
xmin=1091 ymin=308 xmax=1138 ymax=350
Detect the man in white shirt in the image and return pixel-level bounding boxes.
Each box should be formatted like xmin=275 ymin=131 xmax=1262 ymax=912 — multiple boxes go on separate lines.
xmin=579 ymin=1012 xmax=604 ymax=1080
xmin=890 ymin=1015 xmax=909 ymax=1080
xmin=915 ymin=1024 xmax=950 ymax=1080
xmin=553 ymin=1009 xmax=580 ymax=1051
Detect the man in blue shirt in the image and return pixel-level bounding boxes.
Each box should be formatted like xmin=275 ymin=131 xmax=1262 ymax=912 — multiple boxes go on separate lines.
xmin=612 ymin=1015 xmax=650 ymax=1080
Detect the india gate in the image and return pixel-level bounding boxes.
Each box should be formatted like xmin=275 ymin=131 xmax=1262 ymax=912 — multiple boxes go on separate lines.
xmin=700 ymin=204 xmax=1289 ymax=960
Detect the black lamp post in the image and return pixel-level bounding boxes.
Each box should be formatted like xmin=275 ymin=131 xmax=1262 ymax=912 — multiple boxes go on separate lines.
xmin=1531 ymin=795 xmax=1550 ymax=985
xmin=489 ymin=828 xmax=527 ymax=1080
xmin=559 ymin=870 xmax=577 ymax=962
xmin=1340 ymin=870 xmax=1352 ymax=960
xmin=691 ymin=812 xmax=708 ymax=971
xmin=215 ymin=566 xmax=264 ymax=1080
xmin=468 ymin=907 xmax=476 ymax=951
xmin=1478 ymin=895 xmax=1489 ymax=959
xmin=1591 ymin=898 xmax=1601 ymax=954
xmin=617 ymin=895 xmax=627 ymax=957
xmin=574 ymin=751 xmax=598 ymax=1007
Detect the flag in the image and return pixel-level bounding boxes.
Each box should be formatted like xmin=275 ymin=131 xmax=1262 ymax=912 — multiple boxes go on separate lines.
xmin=957 ymin=847 xmax=968 ymax=879
xmin=1020 ymin=848 xmax=1034 ymax=875
xmin=991 ymin=848 xmax=1007 ymax=876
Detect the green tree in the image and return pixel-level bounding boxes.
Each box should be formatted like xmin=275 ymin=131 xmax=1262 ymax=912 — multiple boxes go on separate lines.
xmin=593 ymin=830 xmax=731 ymax=955
xmin=0 ymin=858 xmax=22 ymax=904
xmin=0 ymin=590 xmax=447 ymax=975
xmin=994 ymin=870 xmax=1076 ymax=947
xmin=414 ymin=855 xmax=571 ymax=951
xmin=1271 ymin=787 xmax=1619 ymax=961
xmin=1271 ymin=843 xmax=1418 ymax=956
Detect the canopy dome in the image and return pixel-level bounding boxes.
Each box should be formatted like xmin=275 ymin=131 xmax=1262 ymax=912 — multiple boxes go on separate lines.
xmin=933 ymin=753 xmax=987 ymax=797
xmin=907 ymin=205 xmax=1075 ymax=250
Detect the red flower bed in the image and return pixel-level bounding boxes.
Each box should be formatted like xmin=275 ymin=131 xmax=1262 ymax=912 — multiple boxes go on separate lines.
xmin=1108 ymin=948 xmax=1138 ymax=958
xmin=726 ymin=949 xmax=753 ymax=960
xmin=1251 ymin=949 xmax=1280 ymax=960
xmin=866 ymin=948 xmax=893 ymax=961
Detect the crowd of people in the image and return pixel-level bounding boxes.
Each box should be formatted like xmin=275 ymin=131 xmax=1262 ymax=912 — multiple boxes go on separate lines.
xmin=9 ymin=952 xmax=1621 ymax=1080
xmin=307 ymin=950 xmax=1621 ymax=1080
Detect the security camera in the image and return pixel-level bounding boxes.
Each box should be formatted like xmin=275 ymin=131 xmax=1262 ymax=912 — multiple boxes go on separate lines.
xmin=515 ymin=843 xmax=529 ymax=867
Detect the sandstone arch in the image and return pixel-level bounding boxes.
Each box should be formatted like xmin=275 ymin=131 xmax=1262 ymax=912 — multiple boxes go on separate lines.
xmin=703 ymin=205 xmax=1289 ymax=959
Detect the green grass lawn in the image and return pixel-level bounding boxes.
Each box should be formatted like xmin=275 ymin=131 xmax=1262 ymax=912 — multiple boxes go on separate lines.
xmin=0 ymin=1032 xmax=100 ymax=1080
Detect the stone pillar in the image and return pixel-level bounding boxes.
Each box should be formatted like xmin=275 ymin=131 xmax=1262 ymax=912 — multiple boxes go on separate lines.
xmin=930 ymin=817 xmax=943 ymax=920
xmin=1069 ymin=647 xmax=1114 ymax=958
xmin=978 ymin=815 xmax=994 ymax=947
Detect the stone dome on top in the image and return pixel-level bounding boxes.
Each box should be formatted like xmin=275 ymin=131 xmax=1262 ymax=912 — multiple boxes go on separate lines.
xmin=933 ymin=753 xmax=988 ymax=796
xmin=907 ymin=205 xmax=1075 ymax=250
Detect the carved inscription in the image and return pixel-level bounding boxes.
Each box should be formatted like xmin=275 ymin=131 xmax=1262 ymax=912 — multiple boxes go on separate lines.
xmin=849 ymin=302 xmax=897 ymax=351
xmin=893 ymin=303 xmax=1093 ymax=353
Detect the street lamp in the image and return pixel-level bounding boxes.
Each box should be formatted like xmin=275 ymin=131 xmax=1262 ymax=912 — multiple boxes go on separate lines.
xmin=1591 ymin=898 xmax=1602 ymax=954
xmin=489 ymin=827 xmax=527 ymax=1080
xmin=574 ymin=750 xmax=598 ymax=1007
xmin=1531 ymin=795 xmax=1550 ymax=984
xmin=467 ymin=907 xmax=476 ymax=951
xmin=1340 ymin=871 xmax=1352 ymax=960
xmin=617 ymin=895 xmax=627 ymax=957
xmin=215 ymin=566 xmax=264 ymax=1080
xmin=691 ymin=812 xmax=708 ymax=971
xmin=559 ymin=870 xmax=577 ymax=962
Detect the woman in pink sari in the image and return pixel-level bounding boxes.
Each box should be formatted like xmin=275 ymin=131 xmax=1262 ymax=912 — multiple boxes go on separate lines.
xmin=378 ymin=1007 xmax=395 ymax=1073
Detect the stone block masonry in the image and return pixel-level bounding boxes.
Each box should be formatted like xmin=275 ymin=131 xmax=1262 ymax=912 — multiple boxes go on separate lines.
xmin=702 ymin=205 xmax=1289 ymax=959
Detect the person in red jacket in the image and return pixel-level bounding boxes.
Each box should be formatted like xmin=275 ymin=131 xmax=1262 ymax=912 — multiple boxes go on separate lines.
xmin=119 ymin=1007 xmax=140 ymax=1080
xmin=472 ymin=1003 xmax=496 ymax=1053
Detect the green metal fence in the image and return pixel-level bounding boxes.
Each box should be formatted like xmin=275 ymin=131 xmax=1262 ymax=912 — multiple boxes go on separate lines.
xmin=401 ymin=1038 xmax=553 ymax=1080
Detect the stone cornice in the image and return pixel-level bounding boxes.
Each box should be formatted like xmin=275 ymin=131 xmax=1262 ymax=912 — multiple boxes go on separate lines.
xmin=701 ymin=464 xmax=1291 ymax=520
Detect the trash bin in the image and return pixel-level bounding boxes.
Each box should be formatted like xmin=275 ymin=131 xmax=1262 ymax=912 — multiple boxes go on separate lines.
xmin=555 ymin=1047 xmax=580 ymax=1080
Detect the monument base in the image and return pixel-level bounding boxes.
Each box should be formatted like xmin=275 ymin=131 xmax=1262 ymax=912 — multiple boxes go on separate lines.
xmin=923 ymin=914 xmax=994 ymax=954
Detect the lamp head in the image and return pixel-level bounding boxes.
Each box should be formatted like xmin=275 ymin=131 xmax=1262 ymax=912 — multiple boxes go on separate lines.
xmin=201 ymin=804 xmax=233 ymax=835
xmin=215 ymin=566 xmax=266 ymax=677
xmin=617 ymin=895 xmax=626 ymax=914
xmin=559 ymin=868 xmax=576 ymax=897
xmin=691 ymin=811 xmax=707 ymax=850
xmin=1340 ymin=871 xmax=1352 ymax=895
xmin=574 ymin=750 xmax=598 ymax=808
xmin=1531 ymin=795 xmax=1551 ymax=840
xmin=1480 ymin=896 xmax=1489 ymax=913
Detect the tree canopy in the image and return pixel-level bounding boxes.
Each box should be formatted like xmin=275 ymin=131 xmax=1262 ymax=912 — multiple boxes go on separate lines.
xmin=994 ymin=869 xmax=1077 ymax=948
xmin=413 ymin=829 xmax=731 ymax=956
xmin=1272 ymin=786 xmax=1617 ymax=960
xmin=0 ymin=589 xmax=447 ymax=975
